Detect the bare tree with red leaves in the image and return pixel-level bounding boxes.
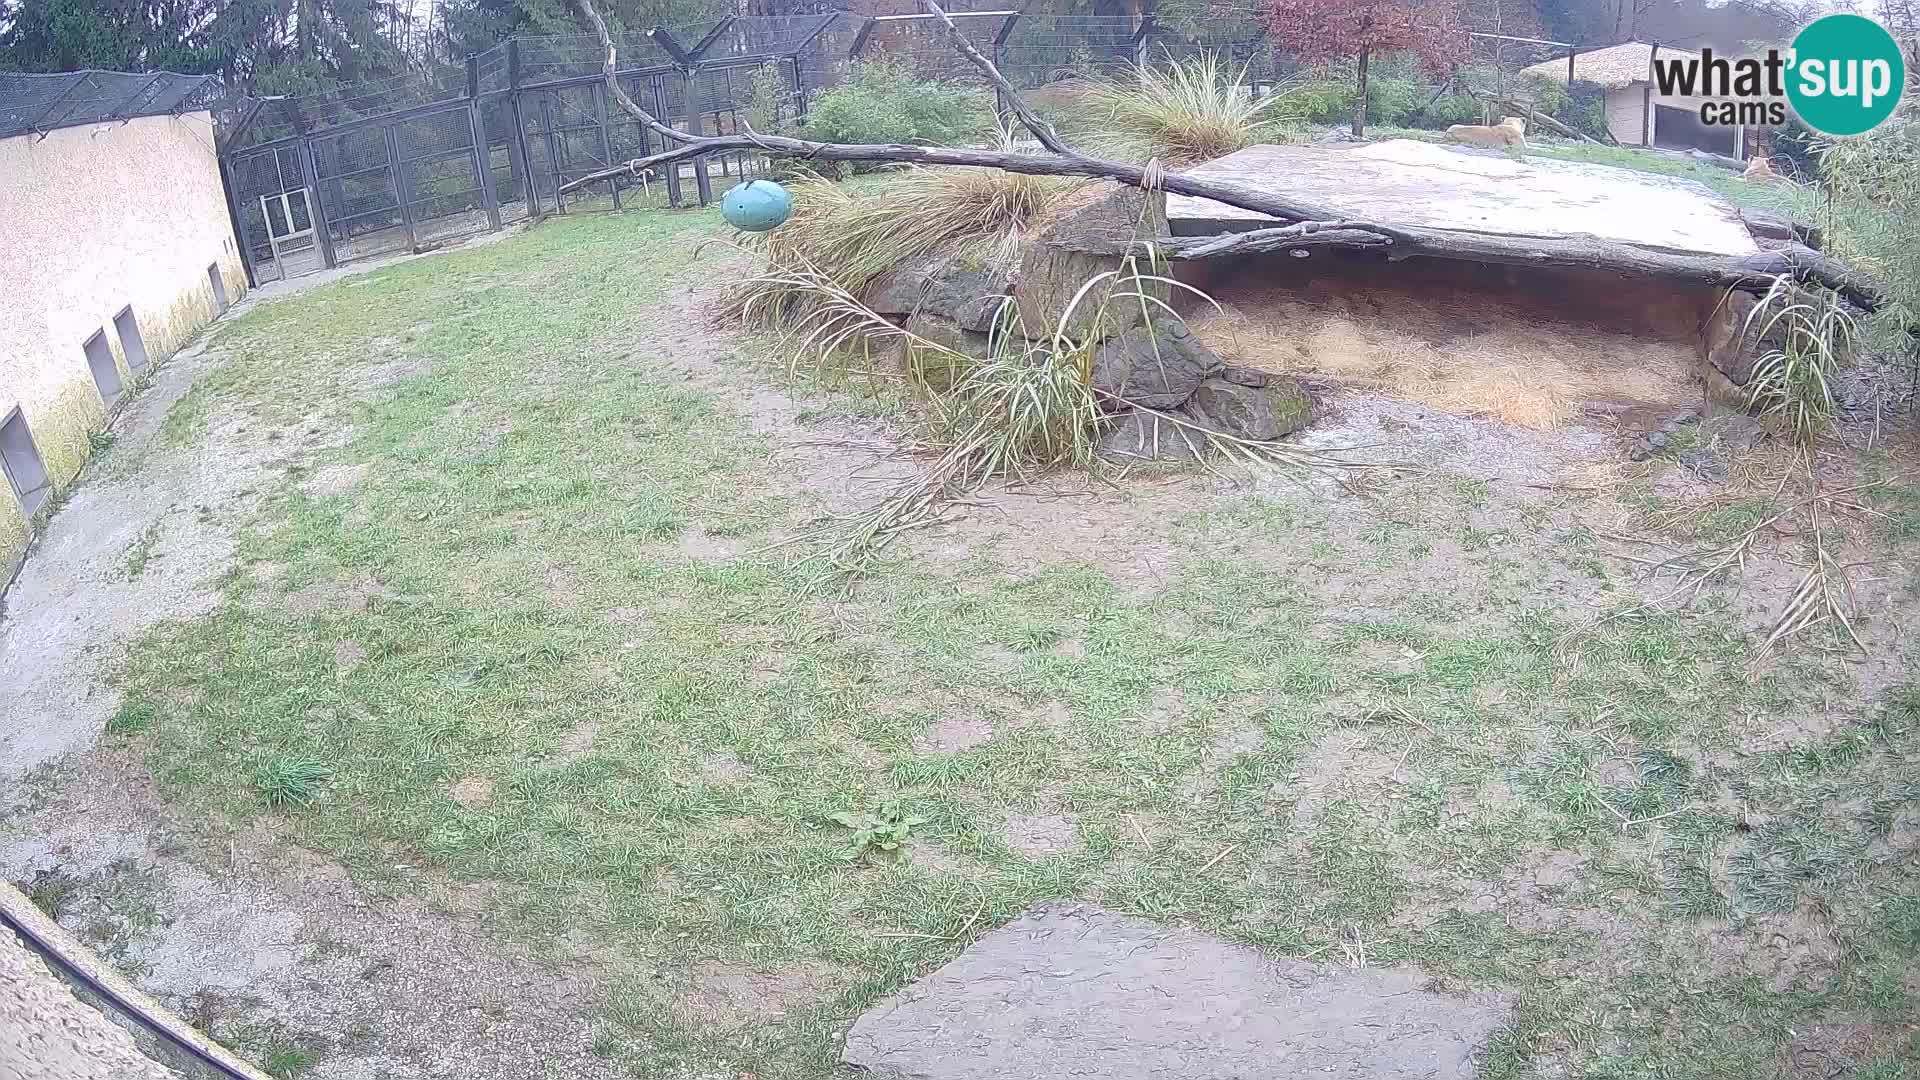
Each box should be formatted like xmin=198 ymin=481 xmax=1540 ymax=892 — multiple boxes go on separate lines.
xmin=1268 ymin=0 xmax=1469 ymax=137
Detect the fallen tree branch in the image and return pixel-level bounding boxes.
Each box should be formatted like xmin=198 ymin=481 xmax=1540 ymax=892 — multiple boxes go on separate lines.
xmin=565 ymin=0 xmax=1891 ymax=314
xmin=1096 ymin=229 xmax=1887 ymax=312
xmin=1489 ymin=96 xmax=1602 ymax=145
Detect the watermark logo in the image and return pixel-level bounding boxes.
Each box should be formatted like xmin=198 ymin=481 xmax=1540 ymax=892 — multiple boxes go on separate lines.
xmin=1648 ymin=14 xmax=1906 ymax=137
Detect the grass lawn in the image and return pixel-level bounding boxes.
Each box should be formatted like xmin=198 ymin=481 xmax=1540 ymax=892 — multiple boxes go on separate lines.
xmin=105 ymin=207 xmax=1920 ymax=1079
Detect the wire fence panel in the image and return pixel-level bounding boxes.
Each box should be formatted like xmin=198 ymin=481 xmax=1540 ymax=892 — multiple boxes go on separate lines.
xmin=394 ymin=105 xmax=492 ymax=249
xmin=0 ymin=70 xmax=220 ymax=139
xmin=200 ymin=10 xmax=1581 ymax=283
xmin=312 ymin=125 xmax=409 ymax=267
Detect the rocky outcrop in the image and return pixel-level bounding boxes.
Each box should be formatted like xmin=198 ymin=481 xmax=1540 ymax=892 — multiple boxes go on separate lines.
xmin=1085 ymin=321 xmax=1312 ymax=459
xmin=866 ymin=252 xmax=1012 ymax=333
xmin=1013 ymin=183 xmax=1171 ymax=343
xmin=1184 ymin=377 xmax=1312 ymax=441
xmin=1091 ymin=323 xmax=1220 ymax=409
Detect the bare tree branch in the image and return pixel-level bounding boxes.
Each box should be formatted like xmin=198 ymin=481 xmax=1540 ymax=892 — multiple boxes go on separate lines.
xmin=573 ymin=0 xmax=689 ymax=147
xmin=921 ymin=0 xmax=1073 ymax=155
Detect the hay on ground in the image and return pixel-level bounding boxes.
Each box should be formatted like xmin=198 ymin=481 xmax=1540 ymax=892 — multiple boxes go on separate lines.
xmin=1184 ymin=255 xmax=1712 ymax=431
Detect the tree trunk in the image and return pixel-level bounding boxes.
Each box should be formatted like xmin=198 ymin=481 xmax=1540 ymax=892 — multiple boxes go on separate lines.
xmin=1352 ymin=48 xmax=1370 ymax=138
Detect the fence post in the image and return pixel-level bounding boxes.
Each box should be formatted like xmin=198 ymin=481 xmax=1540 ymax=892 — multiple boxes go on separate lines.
xmin=284 ymin=100 xmax=338 ymax=270
xmin=384 ymin=123 xmax=420 ymax=249
xmin=683 ymin=65 xmax=713 ymax=207
xmin=790 ymin=55 xmax=808 ymax=120
xmin=506 ymin=40 xmax=541 ymax=219
xmin=539 ymin=92 xmax=567 ymax=213
xmin=992 ymin=12 xmax=1020 ymax=117
xmin=593 ymin=80 xmax=622 ymax=210
xmin=466 ymin=55 xmax=504 ymax=232
xmin=217 ymin=154 xmax=260 ymax=288
xmin=296 ymin=136 xmax=339 ymax=269
xmin=652 ymin=76 xmax=684 ymax=208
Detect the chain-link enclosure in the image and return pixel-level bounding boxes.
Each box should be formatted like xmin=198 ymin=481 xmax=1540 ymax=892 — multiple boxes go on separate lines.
xmin=210 ymin=8 xmax=1579 ymax=284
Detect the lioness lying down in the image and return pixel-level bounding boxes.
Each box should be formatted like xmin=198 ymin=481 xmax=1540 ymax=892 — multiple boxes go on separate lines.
xmin=1445 ymin=116 xmax=1527 ymax=148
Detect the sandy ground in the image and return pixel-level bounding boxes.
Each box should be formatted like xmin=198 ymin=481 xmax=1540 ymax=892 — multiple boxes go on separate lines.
xmin=1 ymin=927 xmax=180 ymax=1080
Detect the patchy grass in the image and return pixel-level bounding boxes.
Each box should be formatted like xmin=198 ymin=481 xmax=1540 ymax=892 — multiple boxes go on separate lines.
xmin=106 ymin=209 xmax=1920 ymax=1079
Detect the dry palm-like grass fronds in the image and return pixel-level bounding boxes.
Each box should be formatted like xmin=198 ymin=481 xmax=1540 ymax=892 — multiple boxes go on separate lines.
xmin=1076 ymin=54 xmax=1297 ymax=165
xmin=1562 ymin=456 xmax=1877 ymax=660
xmin=751 ymin=250 xmax=1376 ymax=585
xmin=1742 ymin=275 xmax=1857 ymax=445
xmin=723 ymin=130 xmax=1078 ymax=336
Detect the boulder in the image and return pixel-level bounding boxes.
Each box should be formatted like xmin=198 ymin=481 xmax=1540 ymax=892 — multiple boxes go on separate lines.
xmin=1013 ymin=183 xmax=1171 ymax=343
xmin=1097 ymin=410 xmax=1207 ymax=461
xmin=1183 ymin=376 xmax=1313 ymax=441
xmin=865 ymin=252 xmax=952 ymax=316
xmin=1220 ymin=364 xmax=1269 ymax=388
xmin=866 ymin=251 xmax=1012 ymax=332
xmin=899 ymin=312 xmax=992 ymax=390
xmin=1090 ymin=322 xmax=1223 ymax=410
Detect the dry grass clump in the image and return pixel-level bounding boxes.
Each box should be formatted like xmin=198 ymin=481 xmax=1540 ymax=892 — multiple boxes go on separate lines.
xmin=1187 ymin=282 xmax=1699 ymax=430
xmin=724 ymin=159 xmax=1079 ymax=332
xmin=1075 ymin=54 xmax=1296 ymax=165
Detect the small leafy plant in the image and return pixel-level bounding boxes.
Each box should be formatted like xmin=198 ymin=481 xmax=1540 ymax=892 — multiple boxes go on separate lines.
xmin=830 ymin=799 xmax=926 ymax=861
xmin=253 ymin=756 xmax=333 ymax=808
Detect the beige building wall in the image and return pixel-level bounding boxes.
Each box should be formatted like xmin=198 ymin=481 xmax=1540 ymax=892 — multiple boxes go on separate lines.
xmin=0 ymin=110 xmax=245 ymax=574
xmin=1605 ymin=85 xmax=1651 ymax=145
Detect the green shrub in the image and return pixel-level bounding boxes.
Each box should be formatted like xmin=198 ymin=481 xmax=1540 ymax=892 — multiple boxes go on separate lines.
xmin=744 ymin=60 xmax=790 ymax=135
xmin=1416 ymin=93 xmax=1481 ymax=128
xmin=799 ymin=58 xmax=990 ymax=155
xmin=1077 ymin=54 xmax=1295 ymax=163
xmin=1284 ymin=76 xmax=1356 ymax=126
xmin=1815 ymin=122 xmax=1920 ymax=344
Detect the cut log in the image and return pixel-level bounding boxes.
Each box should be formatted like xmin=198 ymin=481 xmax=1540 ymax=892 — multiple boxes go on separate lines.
xmin=1068 ymin=224 xmax=1886 ymax=314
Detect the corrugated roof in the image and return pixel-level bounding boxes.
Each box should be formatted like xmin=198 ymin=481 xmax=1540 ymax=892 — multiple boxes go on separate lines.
xmin=1520 ymin=41 xmax=1702 ymax=91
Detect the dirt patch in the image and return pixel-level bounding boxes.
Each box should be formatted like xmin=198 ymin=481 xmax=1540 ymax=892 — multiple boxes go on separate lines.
xmin=1175 ymin=721 xmax=1265 ymax=803
xmin=700 ymin=753 xmax=753 ymax=783
xmin=674 ymin=960 xmax=848 ymax=1027
xmin=302 ymin=463 xmax=369 ymax=498
xmin=333 ymin=640 xmax=368 ymax=672
xmin=345 ymin=355 xmax=431 ymax=395
xmin=448 ymin=776 xmax=494 ymax=809
xmin=844 ymin=902 xmax=1513 ymax=1079
xmin=1281 ymin=734 xmax=1405 ymax=829
xmin=1002 ymin=812 xmax=1080 ymax=857
xmin=678 ymin=525 xmax=739 ymax=560
xmin=1775 ymin=1012 xmax=1914 ymax=1079
xmin=544 ymin=719 xmax=607 ymax=768
xmin=917 ymin=712 xmax=995 ymax=753
xmin=280 ymin=576 xmax=390 ymax=617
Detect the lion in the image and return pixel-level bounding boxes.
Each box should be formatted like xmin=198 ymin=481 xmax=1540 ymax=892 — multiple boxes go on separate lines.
xmin=1444 ymin=116 xmax=1527 ymax=149
xmin=1742 ymin=155 xmax=1788 ymax=183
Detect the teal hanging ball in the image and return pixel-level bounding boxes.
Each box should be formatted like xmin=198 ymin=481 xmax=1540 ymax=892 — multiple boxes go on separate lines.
xmin=721 ymin=179 xmax=792 ymax=233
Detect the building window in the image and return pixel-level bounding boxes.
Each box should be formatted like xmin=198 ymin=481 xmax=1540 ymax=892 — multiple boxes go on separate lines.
xmin=208 ymin=263 xmax=228 ymax=310
xmin=0 ymin=408 xmax=51 ymax=516
xmin=114 ymin=306 xmax=150 ymax=371
xmin=84 ymin=329 xmax=123 ymax=404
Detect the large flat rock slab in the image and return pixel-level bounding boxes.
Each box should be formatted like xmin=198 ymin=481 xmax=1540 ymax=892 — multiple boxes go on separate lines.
xmin=842 ymin=903 xmax=1514 ymax=1079
xmin=1168 ymin=139 xmax=1759 ymax=258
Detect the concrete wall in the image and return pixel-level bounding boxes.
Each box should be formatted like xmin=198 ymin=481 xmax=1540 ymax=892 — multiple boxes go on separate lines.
xmin=0 ymin=111 xmax=244 ymax=575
